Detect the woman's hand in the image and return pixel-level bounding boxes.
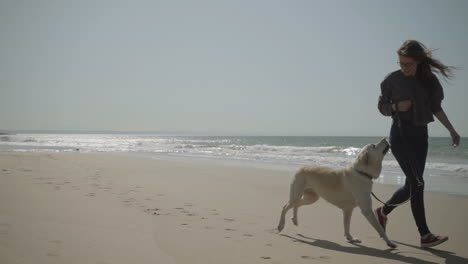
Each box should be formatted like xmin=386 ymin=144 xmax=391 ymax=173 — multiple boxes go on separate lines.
xmin=434 ymin=110 xmax=460 ymax=147
xmin=397 ymin=100 xmax=412 ymax=112
xmin=450 ymin=130 xmax=461 ymax=147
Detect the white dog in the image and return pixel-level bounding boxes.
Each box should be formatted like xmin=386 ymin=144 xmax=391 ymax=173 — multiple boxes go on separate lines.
xmin=277 ymin=138 xmax=396 ymax=248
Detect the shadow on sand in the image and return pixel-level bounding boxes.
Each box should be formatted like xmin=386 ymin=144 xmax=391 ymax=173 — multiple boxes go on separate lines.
xmin=281 ymin=234 xmax=466 ymax=264
xmin=395 ymin=241 xmax=468 ymax=264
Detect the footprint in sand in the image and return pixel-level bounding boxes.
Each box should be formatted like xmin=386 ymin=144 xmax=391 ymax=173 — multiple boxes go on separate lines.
xmin=224 ymin=218 xmax=235 ymax=222
xmin=243 ymin=234 xmax=253 ymax=237
xmin=145 ymin=208 xmax=161 ymax=215
xmin=118 ymin=190 xmax=137 ymax=196
xmin=318 ymin=256 xmax=331 ymax=262
xmin=260 ymin=256 xmax=271 ymax=259
xmin=46 ymin=240 xmax=62 ymax=258
xmin=53 ymin=183 xmax=63 ymax=190
xmin=122 ymin=198 xmax=136 ymax=205
xmin=225 ymin=228 xmax=236 ymax=231
xmin=207 ymin=209 xmax=218 ymax=213
xmin=299 ymin=255 xmax=331 ymax=261
xmin=85 ymin=193 xmax=95 ymax=197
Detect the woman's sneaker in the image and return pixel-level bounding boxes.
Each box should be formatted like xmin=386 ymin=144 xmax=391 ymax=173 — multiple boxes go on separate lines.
xmin=420 ymin=233 xmax=449 ymax=248
xmin=375 ymin=207 xmax=387 ymax=231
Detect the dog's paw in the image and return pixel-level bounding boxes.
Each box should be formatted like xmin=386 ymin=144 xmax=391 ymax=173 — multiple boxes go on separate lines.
xmin=386 ymin=240 xmax=397 ymax=249
xmin=346 ymin=237 xmax=362 ymax=244
xmin=277 ymin=223 xmax=284 ymax=232
xmin=277 ymin=215 xmax=286 ymax=232
xmin=291 ymin=217 xmax=298 ymax=226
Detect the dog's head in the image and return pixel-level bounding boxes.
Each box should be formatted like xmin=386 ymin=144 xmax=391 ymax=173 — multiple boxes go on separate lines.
xmin=352 ymin=138 xmax=390 ymax=179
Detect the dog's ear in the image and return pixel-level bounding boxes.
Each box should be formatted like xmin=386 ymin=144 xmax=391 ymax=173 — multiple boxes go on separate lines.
xmin=358 ymin=150 xmax=369 ymax=167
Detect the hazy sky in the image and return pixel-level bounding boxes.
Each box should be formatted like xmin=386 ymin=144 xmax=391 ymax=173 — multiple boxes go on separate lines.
xmin=1 ymin=0 xmax=467 ymax=136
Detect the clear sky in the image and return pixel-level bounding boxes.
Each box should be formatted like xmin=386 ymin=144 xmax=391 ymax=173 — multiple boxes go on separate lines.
xmin=1 ymin=0 xmax=467 ymax=136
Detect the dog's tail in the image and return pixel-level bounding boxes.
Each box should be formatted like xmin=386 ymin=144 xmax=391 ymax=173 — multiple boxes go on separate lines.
xmin=289 ymin=170 xmax=306 ymax=203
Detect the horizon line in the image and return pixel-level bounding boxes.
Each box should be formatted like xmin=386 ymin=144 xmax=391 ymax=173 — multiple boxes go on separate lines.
xmin=0 ymin=129 xmax=460 ymax=138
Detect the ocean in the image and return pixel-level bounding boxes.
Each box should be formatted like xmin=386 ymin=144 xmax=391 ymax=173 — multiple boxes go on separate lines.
xmin=1 ymin=133 xmax=467 ymax=196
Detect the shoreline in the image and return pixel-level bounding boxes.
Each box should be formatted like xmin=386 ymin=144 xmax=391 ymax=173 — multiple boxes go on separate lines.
xmin=1 ymin=152 xmax=468 ymax=263
xmin=2 ymin=149 xmax=468 ymax=198
xmin=2 ymin=133 xmax=466 ymax=197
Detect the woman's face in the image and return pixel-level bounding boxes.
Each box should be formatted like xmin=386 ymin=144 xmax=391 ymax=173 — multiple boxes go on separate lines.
xmin=398 ymin=55 xmax=418 ymax=77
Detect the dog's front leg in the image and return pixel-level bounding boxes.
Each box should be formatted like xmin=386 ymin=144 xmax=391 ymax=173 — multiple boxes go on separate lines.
xmin=353 ymin=191 xmax=397 ymax=249
xmin=343 ymin=209 xmax=361 ymax=243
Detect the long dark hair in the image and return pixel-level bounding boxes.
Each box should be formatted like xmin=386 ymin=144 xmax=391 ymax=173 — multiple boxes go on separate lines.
xmin=397 ymin=40 xmax=456 ymax=84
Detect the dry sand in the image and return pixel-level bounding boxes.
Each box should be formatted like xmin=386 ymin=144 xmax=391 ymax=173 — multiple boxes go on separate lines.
xmin=1 ymin=152 xmax=467 ymax=264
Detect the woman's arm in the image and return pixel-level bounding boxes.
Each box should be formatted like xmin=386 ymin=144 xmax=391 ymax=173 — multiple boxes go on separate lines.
xmin=434 ymin=110 xmax=461 ymax=147
xmin=378 ymin=80 xmax=394 ymax=116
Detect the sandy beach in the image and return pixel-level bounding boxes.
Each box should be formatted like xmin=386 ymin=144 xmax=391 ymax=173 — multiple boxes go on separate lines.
xmin=1 ymin=152 xmax=467 ymax=264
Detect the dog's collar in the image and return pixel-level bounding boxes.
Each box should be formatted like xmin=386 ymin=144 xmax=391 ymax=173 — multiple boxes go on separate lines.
xmin=355 ymin=169 xmax=374 ymax=180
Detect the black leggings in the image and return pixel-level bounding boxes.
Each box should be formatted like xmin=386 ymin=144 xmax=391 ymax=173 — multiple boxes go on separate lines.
xmin=382 ymin=122 xmax=430 ymax=236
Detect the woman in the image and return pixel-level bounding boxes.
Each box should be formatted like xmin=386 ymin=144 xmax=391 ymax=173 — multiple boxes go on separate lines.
xmin=376 ymin=40 xmax=461 ymax=248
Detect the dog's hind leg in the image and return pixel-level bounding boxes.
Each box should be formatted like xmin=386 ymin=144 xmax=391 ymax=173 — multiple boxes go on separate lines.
xmin=292 ymin=189 xmax=319 ymax=226
xmin=278 ymin=172 xmax=307 ymax=232
xmin=278 ymin=201 xmax=296 ymax=232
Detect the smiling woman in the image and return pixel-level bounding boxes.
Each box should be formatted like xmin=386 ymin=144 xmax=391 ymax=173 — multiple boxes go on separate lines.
xmin=398 ymin=56 xmax=418 ymax=77
xmin=397 ymin=40 xmax=456 ymax=80
xmin=377 ymin=39 xmax=461 ymax=248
